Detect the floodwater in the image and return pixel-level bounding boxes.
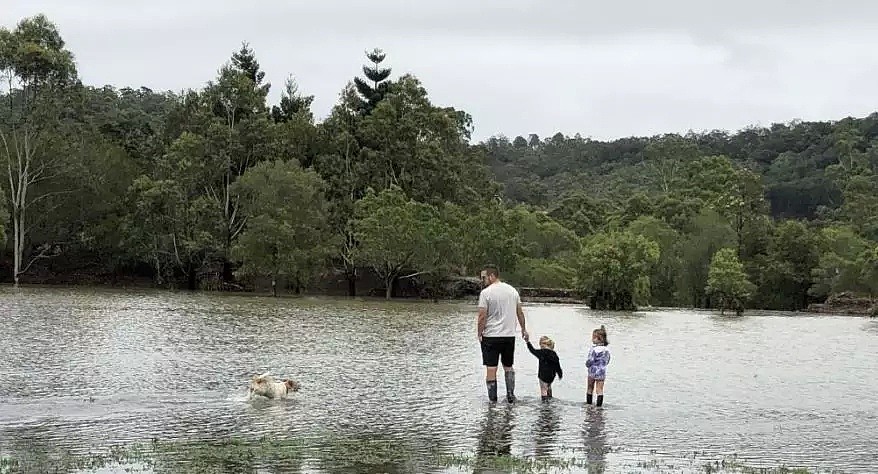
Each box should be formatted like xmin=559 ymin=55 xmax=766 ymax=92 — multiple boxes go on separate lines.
xmin=0 ymin=287 xmax=876 ymax=473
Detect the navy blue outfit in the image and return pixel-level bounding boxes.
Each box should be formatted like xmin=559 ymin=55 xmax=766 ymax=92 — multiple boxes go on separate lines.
xmin=526 ymin=341 xmax=563 ymax=384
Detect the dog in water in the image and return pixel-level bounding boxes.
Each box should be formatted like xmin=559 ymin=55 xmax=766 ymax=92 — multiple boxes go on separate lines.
xmin=248 ymin=372 xmax=300 ymax=399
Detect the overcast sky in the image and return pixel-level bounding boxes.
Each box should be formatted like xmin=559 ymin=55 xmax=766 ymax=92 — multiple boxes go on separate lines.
xmin=4 ymin=0 xmax=878 ymax=142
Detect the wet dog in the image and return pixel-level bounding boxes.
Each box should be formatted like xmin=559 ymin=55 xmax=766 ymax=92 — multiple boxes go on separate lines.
xmin=248 ymin=372 xmax=300 ymax=399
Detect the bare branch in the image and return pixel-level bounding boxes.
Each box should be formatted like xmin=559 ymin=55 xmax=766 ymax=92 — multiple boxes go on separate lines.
xmin=400 ymin=270 xmax=432 ymax=279
xmin=172 ymin=233 xmax=184 ymax=268
xmin=230 ymin=214 xmax=247 ymax=241
xmin=24 ymin=189 xmax=73 ymax=209
xmin=18 ymin=244 xmax=61 ymax=276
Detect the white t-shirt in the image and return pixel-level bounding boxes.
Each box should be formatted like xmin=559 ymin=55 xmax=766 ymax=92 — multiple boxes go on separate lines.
xmin=478 ymin=281 xmax=521 ymax=337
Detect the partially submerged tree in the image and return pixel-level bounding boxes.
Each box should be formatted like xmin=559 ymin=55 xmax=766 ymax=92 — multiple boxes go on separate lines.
xmin=575 ymin=230 xmax=660 ymax=310
xmin=0 ymin=14 xmax=77 ymax=286
xmin=231 ymin=160 xmax=333 ymax=296
xmin=706 ymin=247 xmax=756 ymax=315
xmin=353 ymin=186 xmax=449 ymax=299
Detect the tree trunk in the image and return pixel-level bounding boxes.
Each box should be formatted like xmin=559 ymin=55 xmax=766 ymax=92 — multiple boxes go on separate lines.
xmin=186 ymin=261 xmax=197 ymax=290
xmin=221 ymin=260 xmax=235 ymax=290
xmin=12 ymin=207 xmax=22 ymax=287
xmin=385 ymin=277 xmax=393 ymax=300
xmin=391 ymin=275 xmax=400 ymax=298
xmin=293 ymin=274 xmax=302 ymax=295
xmin=347 ymin=273 xmax=357 ymax=297
xmin=271 ymin=278 xmax=277 ymax=297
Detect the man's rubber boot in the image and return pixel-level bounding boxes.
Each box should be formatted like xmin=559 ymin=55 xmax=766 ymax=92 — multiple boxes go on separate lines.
xmin=504 ymin=370 xmax=516 ymax=403
xmin=486 ymin=380 xmax=498 ymax=402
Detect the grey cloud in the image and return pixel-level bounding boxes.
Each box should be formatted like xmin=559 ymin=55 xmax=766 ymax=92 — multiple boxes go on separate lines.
xmin=4 ymin=0 xmax=878 ymax=141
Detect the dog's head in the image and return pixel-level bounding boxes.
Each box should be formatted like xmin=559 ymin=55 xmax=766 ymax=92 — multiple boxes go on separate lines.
xmin=283 ymin=379 xmax=300 ymax=392
xmin=249 ymin=373 xmax=273 ymax=394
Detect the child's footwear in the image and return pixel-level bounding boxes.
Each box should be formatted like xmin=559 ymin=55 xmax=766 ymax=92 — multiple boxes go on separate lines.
xmin=586 ymin=393 xmax=593 ymax=405
xmin=596 ymin=395 xmax=604 ymax=407
xmin=486 ymin=380 xmax=498 ymax=402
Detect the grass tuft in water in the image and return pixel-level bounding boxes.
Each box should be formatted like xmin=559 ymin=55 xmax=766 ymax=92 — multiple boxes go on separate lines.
xmin=0 ymin=437 xmax=840 ymax=474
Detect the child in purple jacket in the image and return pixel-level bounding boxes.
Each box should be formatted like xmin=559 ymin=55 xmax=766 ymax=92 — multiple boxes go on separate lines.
xmin=586 ymin=325 xmax=610 ymax=406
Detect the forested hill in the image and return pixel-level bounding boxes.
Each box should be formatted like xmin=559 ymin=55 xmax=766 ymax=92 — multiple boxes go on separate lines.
xmin=483 ymin=114 xmax=878 ymax=220
xmin=2 ymin=14 xmax=877 ymax=313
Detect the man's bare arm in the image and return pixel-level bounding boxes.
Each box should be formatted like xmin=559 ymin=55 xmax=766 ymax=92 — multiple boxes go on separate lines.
xmin=477 ymin=307 xmax=487 ymax=340
xmin=517 ymin=303 xmax=528 ymax=338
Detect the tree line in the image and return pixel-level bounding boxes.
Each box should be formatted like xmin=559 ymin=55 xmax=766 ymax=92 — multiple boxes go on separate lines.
xmin=1 ymin=14 xmax=876 ymax=310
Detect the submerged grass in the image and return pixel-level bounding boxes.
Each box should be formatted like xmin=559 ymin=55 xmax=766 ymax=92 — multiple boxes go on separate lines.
xmin=0 ymin=437 xmax=844 ymax=474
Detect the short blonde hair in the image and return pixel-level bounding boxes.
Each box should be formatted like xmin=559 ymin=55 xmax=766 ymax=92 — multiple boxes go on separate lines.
xmin=539 ymin=336 xmax=555 ymax=350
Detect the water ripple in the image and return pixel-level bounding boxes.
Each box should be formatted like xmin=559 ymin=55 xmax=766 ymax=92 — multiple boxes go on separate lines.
xmin=1 ymin=287 xmax=877 ymax=472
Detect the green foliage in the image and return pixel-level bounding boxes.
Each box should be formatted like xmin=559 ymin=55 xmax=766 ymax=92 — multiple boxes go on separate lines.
xmin=356 ymin=75 xmax=493 ymax=206
xmin=678 ymin=209 xmax=737 ymax=308
xmin=353 ymin=48 xmax=392 ymax=115
xmin=230 ymin=160 xmax=333 ymax=295
xmin=0 ymin=14 xmax=78 ymax=285
xmin=641 ymin=133 xmax=701 ymax=193
xmin=751 ymin=220 xmax=821 ymax=310
xmin=271 ymin=75 xmax=314 ymax=124
xmin=0 ymin=14 xmax=76 ymax=87
xmin=809 ymin=226 xmax=876 ymax=299
xmin=626 ymin=216 xmax=681 ymax=306
xmin=575 ymin=230 xmax=660 ymax=310
xmin=353 ymin=186 xmax=450 ymax=298
xmin=508 ymin=257 xmax=576 ymax=289
xmin=441 ymin=201 xmax=525 ymax=276
xmin=2 ymin=12 xmax=878 ymax=307
xmin=547 ymin=191 xmax=609 ymax=237
xmin=706 ymin=247 xmax=756 ymax=315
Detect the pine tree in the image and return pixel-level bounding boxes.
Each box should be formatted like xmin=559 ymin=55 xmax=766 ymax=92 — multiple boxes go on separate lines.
xmin=231 ymin=42 xmax=270 ymax=97
xmin=271 ymin=75 xmax=314 ymax=123
xmin=353 ymin=48 xmax=392 ymax=115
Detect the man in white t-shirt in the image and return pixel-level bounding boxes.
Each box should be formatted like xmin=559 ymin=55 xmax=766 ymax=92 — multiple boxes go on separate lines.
xmin=477 ymin=264 xmax=528 ymax=403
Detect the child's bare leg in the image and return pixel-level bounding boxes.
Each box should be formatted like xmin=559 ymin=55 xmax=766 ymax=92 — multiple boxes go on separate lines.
xmin=586 ymin=377 xmax=595 ymax=404
xmin=595 ymin=380 xmax=605 ymax=406
xmin=539 ymin=380 xmax=549 ymax=401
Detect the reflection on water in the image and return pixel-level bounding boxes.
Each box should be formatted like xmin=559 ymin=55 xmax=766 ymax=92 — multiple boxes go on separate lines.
xmin=1 ymin=287 xmax=877 ymax=473
xmin=533 ymin=402 xmax=561 ymax=459
xmin=582 ymin=407 xmax=608 ymax=473
xmin=473 ymin=405 xmax=515 ymax=474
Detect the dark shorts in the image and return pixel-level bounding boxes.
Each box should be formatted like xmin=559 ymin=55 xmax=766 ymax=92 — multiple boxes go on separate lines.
xmin=480 ymin=336 xmax=516 ymax=367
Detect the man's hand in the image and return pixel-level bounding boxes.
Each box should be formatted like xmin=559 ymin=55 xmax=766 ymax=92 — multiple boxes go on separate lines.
xmin=516 ymin=302 xmax=527 ymax=343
